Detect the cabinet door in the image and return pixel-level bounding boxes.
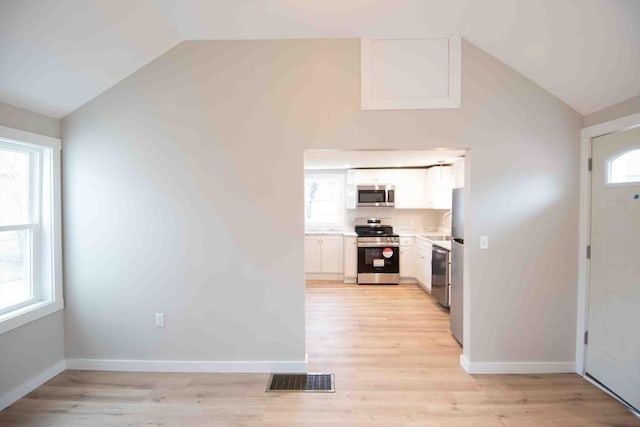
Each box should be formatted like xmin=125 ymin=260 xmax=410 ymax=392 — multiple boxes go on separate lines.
xmin=432 ymin=166 xmax=453 ymax=209
xmin=344 ymin=236 xmax=357 ymax=279
xmin=304 ymin=236 xmax=321 ymax=273
xmin=320 ymin=236 xmax=344 ymax=273
xmin=394 ymin=169 xmax=428 ymax=209
xmin=426 ymin=166 xmax=453 ymax=209
xmin=424 ymin=243 xmax=433 ymax=290
xmin=416 ymin=250 xmax=427 ymax=285
xmin=346 ymin=171 xmax=356 ymax=209
xmin=453 ymin=158 xmax=465 ymax=188
xmin=400 ymin=245 xmax=414 ymax=278
xmin=361 ymin=36 xmax=462 ymax=110
xmin=352 ymin=168 xmax=395 ymax=184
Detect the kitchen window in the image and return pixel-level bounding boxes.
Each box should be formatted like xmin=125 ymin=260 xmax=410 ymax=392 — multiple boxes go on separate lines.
xmin=0 ymin=126 xmax=62 ymax=334
xmin=304 ymin=171 xmax=345 ymax=229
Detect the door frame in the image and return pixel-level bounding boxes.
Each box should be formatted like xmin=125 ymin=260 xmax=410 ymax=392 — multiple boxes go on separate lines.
xmin=576 ymin=112 xmax=640 ymax=375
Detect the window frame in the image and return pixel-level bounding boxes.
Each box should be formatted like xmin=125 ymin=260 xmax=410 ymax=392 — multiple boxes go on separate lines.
xmin=0 ymin=142 xmax=41 ymax=315
xmin=0 ymin=125 xmax=63 ymax=335
xmin=304 ymin=170 xmax=346 ymax=230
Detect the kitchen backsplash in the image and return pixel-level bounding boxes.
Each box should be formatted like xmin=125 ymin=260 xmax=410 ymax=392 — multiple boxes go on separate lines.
xmin=346 ymin=208 xmax=450 ymax=234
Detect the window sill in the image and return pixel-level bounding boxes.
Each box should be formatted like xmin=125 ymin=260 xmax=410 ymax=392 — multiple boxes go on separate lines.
xmin=0 ymin=299 xmax=64 ymax=335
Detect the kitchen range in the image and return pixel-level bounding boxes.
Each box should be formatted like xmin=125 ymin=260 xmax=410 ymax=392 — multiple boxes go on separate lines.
xmin=355 ymin=218 xmax=400 ymax=285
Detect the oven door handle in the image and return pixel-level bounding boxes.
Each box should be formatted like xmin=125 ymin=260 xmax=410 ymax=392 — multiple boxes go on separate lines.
xmin=357 ymin=243 xmax=400 ymax=248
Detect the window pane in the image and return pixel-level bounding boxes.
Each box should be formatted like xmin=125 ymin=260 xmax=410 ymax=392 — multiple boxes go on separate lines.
xmin=608 ymin=149 xmax=640 ymax=184
xmin=305 ymin=174 xmax=345 ymax=227
xmin=0 ymin=148 xmax=30 ymax=226
xmin=0 ymin=229 xmax=32 ymax=310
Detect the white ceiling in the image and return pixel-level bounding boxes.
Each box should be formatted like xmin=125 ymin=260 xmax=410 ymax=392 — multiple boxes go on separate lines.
xmin=1 ymin=0 xmax=639 ymax=119
xmin=305 ymin=149 xmax=465 ymax=170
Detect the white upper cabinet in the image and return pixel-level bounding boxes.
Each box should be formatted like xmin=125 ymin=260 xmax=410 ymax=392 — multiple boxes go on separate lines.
xmin=346 ymin=169 xmax=396 ymax=209
xmin=347 ymin=168 xmax=452 ymax=209
xmin=453 ymin=158 xmax=465 ymax=188
xmin=347 ymin=168 xmax=428 ymax=209
xmin=425 ymin=166 xmax=453 ymax=209
xmin=392 ymin=169 xmax=428 ymax=209
xmin=361 ymin=36 xmax=461 ymax=110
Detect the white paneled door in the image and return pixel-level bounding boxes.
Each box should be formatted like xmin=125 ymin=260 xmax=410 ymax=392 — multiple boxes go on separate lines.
xmin=586 ymin=126 xmax=640 ymax=411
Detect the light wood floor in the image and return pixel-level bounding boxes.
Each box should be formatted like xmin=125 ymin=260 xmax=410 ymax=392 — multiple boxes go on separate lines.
xmin=1 ymin=282 xmax=638 ymax=426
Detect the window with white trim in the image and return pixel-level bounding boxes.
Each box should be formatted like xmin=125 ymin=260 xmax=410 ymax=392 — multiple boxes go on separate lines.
xmin=607 ymin=148 xmax=640 ymax=184
xmin=0 ymin=126 xmax=62 ymax=334
xmin=304 ymin=171 xmax=345 ymax=229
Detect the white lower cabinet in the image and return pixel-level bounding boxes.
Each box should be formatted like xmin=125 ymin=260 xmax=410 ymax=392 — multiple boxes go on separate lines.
xmin=304 ymin=235 xmax=344 ymax=275
xmin=343 ymin=236 xmax=357 ymax=282
xmin=304 ymin=237 xmax=322 ymax=272
xmin=414 ymin=238 xmax=433 ymax=292
xmin=399 ymin=237 xmax=415 ymax=280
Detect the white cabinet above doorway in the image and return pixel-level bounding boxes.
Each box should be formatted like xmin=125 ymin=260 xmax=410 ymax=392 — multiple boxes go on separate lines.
xmin=361 ymin=36 xmax=461 ymax=110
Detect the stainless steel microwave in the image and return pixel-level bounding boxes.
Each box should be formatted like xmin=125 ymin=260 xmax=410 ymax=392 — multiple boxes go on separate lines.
xmin=357 ymin=185 xmax=395 ymax=207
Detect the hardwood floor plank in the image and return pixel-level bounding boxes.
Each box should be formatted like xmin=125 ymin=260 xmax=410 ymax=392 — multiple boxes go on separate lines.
xmin=0 ymin=281 xmax=637 ymax=426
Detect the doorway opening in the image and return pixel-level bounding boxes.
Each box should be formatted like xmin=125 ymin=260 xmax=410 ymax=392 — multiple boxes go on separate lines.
xmin=302 ymin=148 xmax=468 ymax=372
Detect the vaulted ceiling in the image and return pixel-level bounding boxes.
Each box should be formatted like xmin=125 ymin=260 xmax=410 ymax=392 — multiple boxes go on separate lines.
xmin=1 ymin=0 xmax=638 ymax=119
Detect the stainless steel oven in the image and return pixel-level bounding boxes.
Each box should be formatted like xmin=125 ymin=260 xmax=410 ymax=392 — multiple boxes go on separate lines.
xmin=357 ymin=236 xmax=400 ymax=284
xmin=357 ymin=185 xmax=395 ymax=207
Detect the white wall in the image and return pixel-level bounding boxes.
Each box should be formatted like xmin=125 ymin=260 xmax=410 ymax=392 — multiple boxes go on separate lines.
xmin=0 ymin=101 xmax=61 ymax=139
xmin=62 ymin=39 xmax=581 ymax=367
xmin=583 ymin=95 xmax=640 ymax=127
xmin=0 ymin=103 xmax=64 ymax=407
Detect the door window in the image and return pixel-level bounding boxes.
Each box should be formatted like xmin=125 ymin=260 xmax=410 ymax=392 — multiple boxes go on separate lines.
xmin=607 ymin=148 xmax=640 ymax=184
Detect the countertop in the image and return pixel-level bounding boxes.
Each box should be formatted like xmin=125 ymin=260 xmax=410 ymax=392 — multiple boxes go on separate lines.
xmin=304 ymin=230 xmax=347 ymax=235
xmin=430 ymin=240 xmax=451 ymax=251
xmin=305 ymin=230 xmax=452 ymax=249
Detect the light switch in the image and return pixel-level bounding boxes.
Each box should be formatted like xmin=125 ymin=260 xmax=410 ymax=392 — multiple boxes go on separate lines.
xmin=155 ymin=313 xmax=165 ymax=327
xmin=480 ymin=235 xmax=489 ymax=249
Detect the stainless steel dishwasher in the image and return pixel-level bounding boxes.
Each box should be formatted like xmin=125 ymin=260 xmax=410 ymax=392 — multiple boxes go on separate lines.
xmin=431 ymin=245 xmax=450 ymax=307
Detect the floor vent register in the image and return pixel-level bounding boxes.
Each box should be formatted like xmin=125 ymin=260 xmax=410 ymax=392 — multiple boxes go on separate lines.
xmin=266 ymin=373 xmax=335 ymax=393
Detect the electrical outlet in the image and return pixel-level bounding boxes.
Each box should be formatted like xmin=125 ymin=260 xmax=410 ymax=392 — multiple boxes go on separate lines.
xmin=155 ymin=313 xmax=165 ymax=327
xmin=480 ymin=235 xmax=489 ymax=249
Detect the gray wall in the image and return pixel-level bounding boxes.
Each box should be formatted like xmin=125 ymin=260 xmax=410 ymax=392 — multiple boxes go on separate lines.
xmin=0 ymin=101 xmax=61 ymax=138
xmin=62 ymin=39 xmax=582 ymax=365
xmin=0 ymin=312 xmax=65 ymax=398
xmin=0 ymin=104 xmax=64 ymax=401
xmin=583 ymin=95 xmax=640 ymax=127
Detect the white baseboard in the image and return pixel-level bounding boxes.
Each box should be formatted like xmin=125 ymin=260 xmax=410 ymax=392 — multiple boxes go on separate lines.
xmin=459 ymin=354 xmax=471 ymax=372
xmin=460 ymin=355 xmax=576 ymax=374
xmin=0 ymin=360 xmax=66 ymax=411
xmin=66 ymin=355 xmax=308 ymax=374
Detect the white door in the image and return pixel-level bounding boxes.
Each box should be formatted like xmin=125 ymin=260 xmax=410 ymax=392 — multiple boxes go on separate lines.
xmin=586 ymin=126 xmax=640 ymax=411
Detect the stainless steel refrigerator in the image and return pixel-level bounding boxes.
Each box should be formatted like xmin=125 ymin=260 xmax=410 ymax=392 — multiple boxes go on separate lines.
xmin=450 ymin=188 xmax=464 ymax=346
